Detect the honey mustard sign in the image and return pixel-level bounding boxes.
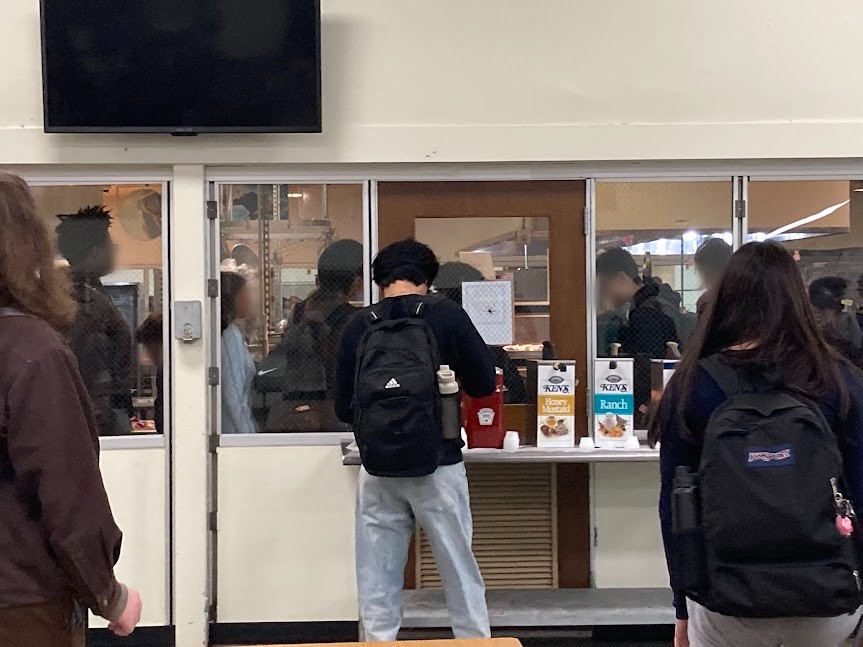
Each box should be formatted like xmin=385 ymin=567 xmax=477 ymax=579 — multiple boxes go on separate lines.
xmin=537 ymin=361 xmax=576 ymax=448
xmin=594 ymin=358 xmax=635 ymax=448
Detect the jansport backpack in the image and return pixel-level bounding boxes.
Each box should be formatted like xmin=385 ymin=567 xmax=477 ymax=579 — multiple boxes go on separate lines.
xmin=684 ymin=355 xmax=862 ymax=618
xmin=352 ymin=296 xmax=443 ymax=477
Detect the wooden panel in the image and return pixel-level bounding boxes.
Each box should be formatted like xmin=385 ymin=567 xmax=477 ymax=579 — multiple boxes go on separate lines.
xmin=418 ymin=464 xmax=556 ymax=589
xmin=378 ymin=181 xmax=590 ymax=589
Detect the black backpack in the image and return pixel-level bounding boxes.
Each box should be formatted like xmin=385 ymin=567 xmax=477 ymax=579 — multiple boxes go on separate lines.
xmin=254 ymin=300 xmax=354 ymax=395
xmin=352 ymin=296 xmax=443 ymax=478
xmin=679 ymin=356 xmax=862 ymax=618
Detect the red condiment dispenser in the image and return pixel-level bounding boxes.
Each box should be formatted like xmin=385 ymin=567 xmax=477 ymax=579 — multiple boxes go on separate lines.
xmin=463 ymin=367 xmax=505 ymax=449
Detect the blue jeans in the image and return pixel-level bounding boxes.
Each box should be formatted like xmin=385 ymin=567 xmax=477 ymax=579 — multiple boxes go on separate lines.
xmin=355 ymin=462 xmax=490 ymax=641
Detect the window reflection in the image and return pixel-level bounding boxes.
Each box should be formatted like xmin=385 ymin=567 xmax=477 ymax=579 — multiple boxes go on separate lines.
xmin=35 ymin=184 xmax=165 ymax=435
xmin=749 ymin=180 xmax=863 ymax=369
xmin=219 ymin=183 xmax=365 ymax=432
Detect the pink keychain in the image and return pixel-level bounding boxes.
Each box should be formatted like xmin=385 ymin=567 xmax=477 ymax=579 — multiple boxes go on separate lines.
xmin=837 ymin=515 xmax=854 ymax=537
xmin=832 ymin=477 xmax=856 ymax=537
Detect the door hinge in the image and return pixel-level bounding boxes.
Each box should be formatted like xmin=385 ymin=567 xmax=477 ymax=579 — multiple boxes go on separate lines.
xmin=734 ymin=198 xmax=745 ymax=221
xmin=208 ymin=434 xmax=219 ymax=454
xmin=207 ymin=279 xmax=219 ymax=298
xmin=208 ymin=367 xmax=220 ymax=386
xmin=593 ymin=526 xmax=599 ymax=547
xmin=206 ymin=200 xmax=218 ymax=221
xmin=208 ymin=510 xmax=218 ymax=533
xmin=583 ymin=206 xmax=590 ymax=236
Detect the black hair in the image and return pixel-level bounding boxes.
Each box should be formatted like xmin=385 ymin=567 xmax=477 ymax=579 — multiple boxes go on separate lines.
xmin=694 ymin=238 xmax=733 ymax=278
xmin=372 ymin=239 xmax=440 ymax=289
xmin=220 ymin=272 xmax=247 ymax=332
xmin=55 ymin=205 xmax=112 ymax=266
xmin=135 ymin=312 xmax=163 ymax=346
xmin=434 ymin=261 xmax=484 ymax=305
xmin=809 ymin=276 xmax=848 ymax=313
xmin=596 ymin=247 xmax=640 ymax=281
xmin=317 ymin=239 xmax=363 ymax=296
xmin=649 ymin=241 xmax=846 ymax=444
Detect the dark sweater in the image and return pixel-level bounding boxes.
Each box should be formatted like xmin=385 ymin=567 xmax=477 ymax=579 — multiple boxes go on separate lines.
xmin=335 ymin=295 xmax=496 ymax=466
xmin=658 ymin=355 xmax=863 ymax=619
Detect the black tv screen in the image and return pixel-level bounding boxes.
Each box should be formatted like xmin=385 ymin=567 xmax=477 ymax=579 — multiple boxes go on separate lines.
xmin=40 ymin=0 xmax=321 ymax=134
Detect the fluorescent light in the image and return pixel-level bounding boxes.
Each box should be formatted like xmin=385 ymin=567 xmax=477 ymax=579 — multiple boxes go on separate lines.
xmin=765 ymin=200 xmax=850 ymax=240
xmin=682 ymin=230 xmax=698 ymax=242
xmin=287 ymin=193 xmax=304 ymax=198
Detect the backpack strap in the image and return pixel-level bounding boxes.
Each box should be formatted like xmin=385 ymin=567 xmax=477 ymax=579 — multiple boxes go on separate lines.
xmin=699 ymin=355 xmax=752 ymax=396
xmin=0 ymin=308 xmax=25 ymax=318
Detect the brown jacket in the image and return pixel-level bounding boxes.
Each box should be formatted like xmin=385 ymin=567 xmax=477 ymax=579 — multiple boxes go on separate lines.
xmin=0 ymin=311 xmax=125 ymax=622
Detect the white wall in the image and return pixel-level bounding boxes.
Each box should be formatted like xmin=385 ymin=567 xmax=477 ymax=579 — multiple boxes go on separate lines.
xmin=2 ymin=0 xmax=863 ymax=164
xmin=593 ymin=463 xmax=668 ymax=589
xmin=91 ymin=447 xmax=169 ymax=628
xmin=217 ymin=446 xmax=359 ymax=622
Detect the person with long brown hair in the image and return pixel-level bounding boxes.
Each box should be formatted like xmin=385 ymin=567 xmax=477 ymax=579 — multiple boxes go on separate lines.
xmin=652 ymin=241 xmax=863 ymax=647
xmin=0 ymin=173 xmax=142 ymax=646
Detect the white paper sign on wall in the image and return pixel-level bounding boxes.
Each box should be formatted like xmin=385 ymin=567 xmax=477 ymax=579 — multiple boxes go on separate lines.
xmin=461 ymin=280 xmax=514 ymax=346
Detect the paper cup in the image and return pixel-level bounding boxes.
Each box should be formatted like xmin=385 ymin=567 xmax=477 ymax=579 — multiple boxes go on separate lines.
xmin=503 ymin=431 xmax=520 ymax=451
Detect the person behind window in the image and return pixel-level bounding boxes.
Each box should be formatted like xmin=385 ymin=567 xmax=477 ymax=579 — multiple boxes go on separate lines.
xmin=596 ymin=247 xmax=683 ymax=425
xmin=335 ymin=240 xmax=494 ymax=641
xmin=433 ymin=261 xmax=528 ymax=404
xmin=135 ymin=312 xmax=164 ymax=433
xmin=0 ymin=173 xmax=142 ymax=645
xmin=221 ymin=272 xmax=257 ymax=434
xmin=693 ymin=238 xmax=732 ymax=319
xmin=650 ymin=242 xmax=863 ymax=647
xmin=261 ymin=239 xmax=363 ymax=432
xmin=809 ymin=276 xmax=863 ymax=367
xmin=56 ymin=206 xmax=133 ymax=436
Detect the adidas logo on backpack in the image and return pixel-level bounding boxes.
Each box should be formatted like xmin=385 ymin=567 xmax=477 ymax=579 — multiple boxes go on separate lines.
xmin=385 ymin=378 xmax=401 ymax=389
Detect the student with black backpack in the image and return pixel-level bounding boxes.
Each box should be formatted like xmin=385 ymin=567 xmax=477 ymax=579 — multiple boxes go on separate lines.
xmin=334 ymin=239 xmax=496 ymax=641
xmin=651 ymin=241 xmax=863 ymax=647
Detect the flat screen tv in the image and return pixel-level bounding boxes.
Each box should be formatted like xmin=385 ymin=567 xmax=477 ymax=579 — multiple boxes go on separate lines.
xmin=40 ymin=0 xmax=321 ymax=134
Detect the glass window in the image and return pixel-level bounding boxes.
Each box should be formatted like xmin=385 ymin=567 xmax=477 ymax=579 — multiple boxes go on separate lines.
xmin=218 ymin=183 xmax=366 ymax=433
xmin=594 ymin=180 xmax=734 ymax=428
xmin=36 ymin=184 xmax=166 ymax=435
xmin=748 ymin=179 xmax=863 ymax=367
xmin=415 ymin=216 xmax=546 ymax=404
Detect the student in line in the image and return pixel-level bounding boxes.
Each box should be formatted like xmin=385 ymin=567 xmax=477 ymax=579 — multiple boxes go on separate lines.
xmin=0 ymin=173 xmax=141 ymax=646
xmin=335 ymin=239 xmax=494 ymax=641
xmin=652 ymin=241 xmax=863 ymax=647
xmin=221 ymin=272 xmax=257 ymax=434
xmin=692 ymin=238 xmax=732 ymax=319
xmin=56 ymin=206 xmax=133 ymax=436
xmin=809 ymin=276 xmax=863 ymax=367
xmin=597 ymin=247 xmax=688 ymax=425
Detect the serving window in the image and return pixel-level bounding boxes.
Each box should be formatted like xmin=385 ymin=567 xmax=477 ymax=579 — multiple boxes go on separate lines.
xmin=34 ymin=183 xmax=167 ymax=436
xmin=217 ymin=182 xmax=367 ymax=433
xmin=593 ymin=180 xmax=735 ymax=429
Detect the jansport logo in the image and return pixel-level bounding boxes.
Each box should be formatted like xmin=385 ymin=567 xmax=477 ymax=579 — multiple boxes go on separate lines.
xmin=599 ymin=375 xmax=628 ymax=393
xmin=747 ymin=445 xmax=794 ymax=468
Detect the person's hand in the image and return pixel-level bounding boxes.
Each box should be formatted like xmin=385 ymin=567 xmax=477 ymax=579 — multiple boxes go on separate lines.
xmin=108 ymin=586 xmax=142 ymax=637
xmin=674 ymin=618 xmax=690 ymax=647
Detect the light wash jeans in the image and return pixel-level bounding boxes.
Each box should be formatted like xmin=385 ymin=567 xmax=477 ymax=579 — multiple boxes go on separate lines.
xmin=688 ymin=599 xmax=862 ymax=647
xmin=355 ymin=462 xmax=490 ymax=642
